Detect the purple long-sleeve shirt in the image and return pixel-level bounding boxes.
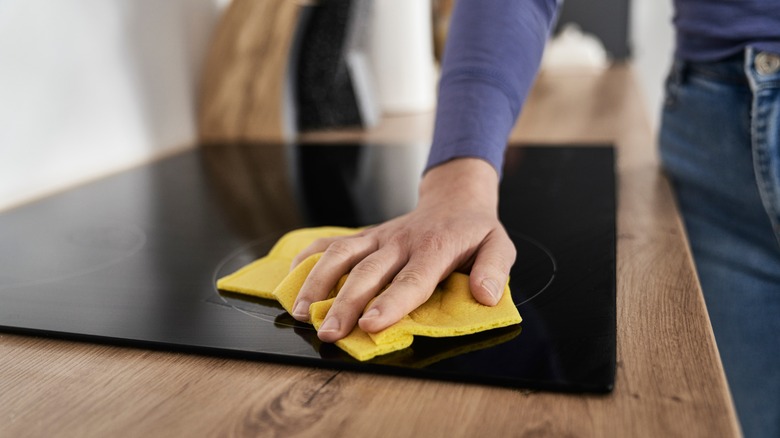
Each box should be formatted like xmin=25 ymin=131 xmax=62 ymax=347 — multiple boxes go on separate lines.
xmin=426 ymin=0 xmax=780 ymax=175
xmin=426 ymin=0 xmax=557 ymax=174
xmin=675 ymin=0 xmax=780 ymax=61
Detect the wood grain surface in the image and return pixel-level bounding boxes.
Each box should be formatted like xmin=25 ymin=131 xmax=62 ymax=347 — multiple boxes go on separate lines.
xmin=0 ymin=65 xmax=740 ymax=437
xmin=198 ymin=0 xmax=306 ymax=143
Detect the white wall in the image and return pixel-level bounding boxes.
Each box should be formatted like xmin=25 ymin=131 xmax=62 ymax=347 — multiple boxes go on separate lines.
xmin=629 ymin=0 xmax=675 ymax=130
xmin=0 ymin=0 xmax=675 ymax=211
xmin=0 ymin=0 xmax=224 ymax=210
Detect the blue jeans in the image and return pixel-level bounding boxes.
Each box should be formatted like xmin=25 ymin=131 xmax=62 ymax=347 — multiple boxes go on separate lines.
xmin=660 ymin=48 xmax=780 ymax=438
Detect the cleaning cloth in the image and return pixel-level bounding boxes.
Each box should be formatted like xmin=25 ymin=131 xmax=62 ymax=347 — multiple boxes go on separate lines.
xmin=217 ymin=227 xmax=522 ymax=361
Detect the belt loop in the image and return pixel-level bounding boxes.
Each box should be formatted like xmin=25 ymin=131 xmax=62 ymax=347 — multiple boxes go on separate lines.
xmin=664 ymin=58 xmax=687 ymax=108
xmin=745 ymin=46 xmax=759 ymax=92
xmin=671 ymin=59 xmax=688 ymax=86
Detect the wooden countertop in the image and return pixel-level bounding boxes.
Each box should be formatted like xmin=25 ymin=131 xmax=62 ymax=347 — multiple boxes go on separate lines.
xmin=0 ymin=65 xmax=740 ymax=437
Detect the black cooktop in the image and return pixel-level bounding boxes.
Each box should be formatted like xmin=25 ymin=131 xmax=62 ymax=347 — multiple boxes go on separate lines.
xmin=0 ymin=143 xmax=616 ymax=393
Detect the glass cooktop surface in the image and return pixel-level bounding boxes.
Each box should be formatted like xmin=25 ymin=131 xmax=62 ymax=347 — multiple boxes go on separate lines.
xmin=0 ymin=143 xmax=616 ymax=393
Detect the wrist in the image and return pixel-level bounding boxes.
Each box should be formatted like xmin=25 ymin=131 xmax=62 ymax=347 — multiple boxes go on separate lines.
xmin=419 ymin=158 xmax=500 ymax=210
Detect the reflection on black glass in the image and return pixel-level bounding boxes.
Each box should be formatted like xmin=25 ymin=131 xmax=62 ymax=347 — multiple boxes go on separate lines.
xmin=270 ymin=307 xmax=523 ymax=367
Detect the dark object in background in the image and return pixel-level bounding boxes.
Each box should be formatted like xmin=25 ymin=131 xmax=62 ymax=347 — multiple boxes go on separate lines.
xmin=296 ymin=0 xmax=379 ymax=131
xmin=296 ymin=145 xmax=362 ymax=227
xmin=432 ymin=0 xmax=632 ymax=61
xmin=555 ymin=0 xmax=631 ymax=59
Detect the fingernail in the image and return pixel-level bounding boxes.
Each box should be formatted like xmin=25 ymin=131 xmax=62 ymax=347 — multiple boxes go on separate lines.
xmin=318 ymin=317 xmax=340 ymax=333
xmin=361 ymin=307 xmax=380 ymax=321
xmin=482 ymin=278 xmax=502 ymax=302
xmin=292 ymin=301 xmax=309 ymax=320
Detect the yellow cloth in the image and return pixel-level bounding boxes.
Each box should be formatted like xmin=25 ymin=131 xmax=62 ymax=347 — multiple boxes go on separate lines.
xmin=217 ymin=227 xmax=522 ymax=361
xmin=216 ymin=227 xmax=357 ymax=300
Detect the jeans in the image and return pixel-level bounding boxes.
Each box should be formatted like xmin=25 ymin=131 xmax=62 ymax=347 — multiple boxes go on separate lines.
xmin=660 ymin=48 xmax=780 ymax=438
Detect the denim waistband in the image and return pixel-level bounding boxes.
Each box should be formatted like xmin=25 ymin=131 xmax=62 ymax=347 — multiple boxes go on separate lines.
xmin=670 ymin=48 xmax=780 ymax=87
xmin=670 ymin=53 xmax=748 ymax=86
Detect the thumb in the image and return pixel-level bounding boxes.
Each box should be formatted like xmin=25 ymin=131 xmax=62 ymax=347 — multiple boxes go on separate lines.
xmin=469 ymin=228 xmax=516 ymax=306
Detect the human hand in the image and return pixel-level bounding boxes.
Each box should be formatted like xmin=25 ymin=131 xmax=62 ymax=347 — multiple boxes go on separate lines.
xmin=289 ymin=158 xmax=516 ymax=343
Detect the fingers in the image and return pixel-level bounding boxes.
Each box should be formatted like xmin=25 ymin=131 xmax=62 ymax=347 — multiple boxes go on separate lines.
xmin=358 ymin=251 xmax=449 ymax=334
xmin=291 ymin=236 xmax=377 ymax=321
xmin=467 ymin=228 xmax=516 ymax=306
xmin=290 ymin=236 xmax=340 ymax=270
xmin=316 ymin=247 xmax=407 ymax=342
xmin=291 ymin=222 xmax=515 ymax=345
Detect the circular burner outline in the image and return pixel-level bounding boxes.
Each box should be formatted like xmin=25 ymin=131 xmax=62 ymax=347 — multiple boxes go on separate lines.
xmin=212 ymin=230 xmax=557 ymax=327
xmin=210 ymin=234 xmax=301 ymax=327
xmin=506 ymin=227 xmax=558 ymax=307
xmin=0 ymin=222 xmax=147 ymax=291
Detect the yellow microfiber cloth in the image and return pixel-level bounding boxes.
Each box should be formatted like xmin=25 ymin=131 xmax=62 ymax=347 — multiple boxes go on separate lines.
xmin=216 ymin=227 xmax=357 ymax=300
xmin=217 ymin=227 xmax=522 ymax=361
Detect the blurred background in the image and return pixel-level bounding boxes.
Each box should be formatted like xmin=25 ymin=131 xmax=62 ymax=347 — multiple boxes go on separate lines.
xmin=0 ymin=0 xmax=673 ymax=212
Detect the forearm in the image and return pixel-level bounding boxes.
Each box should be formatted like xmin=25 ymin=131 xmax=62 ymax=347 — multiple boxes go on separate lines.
xmin=427 ymin=0 xmax=559 ymax=174
xmin=288 ymin=1 xmax=556 ymax=342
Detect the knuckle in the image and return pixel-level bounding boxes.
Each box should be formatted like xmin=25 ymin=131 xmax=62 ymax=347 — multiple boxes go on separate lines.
xmin=484 ymin=235 xmax=517 ymax=272
xmin=416 ymin=231 xmax=445 ymax=253
xmin=309 ymin=237 xmax=332 ymax=249
xmin=300 ymin=279 xmax=327 ymax=298
xmin=292 ymin=249 xmax=313 ymax=265
xmin=333 ymin=293 xmax=364 ymax=311
xmin=376 ymin=287 xmax=429 ymax=317
xmin=290 ymin=254 xmax=304 ymax=267
xmin=393 ymin=268 xmax=428 ymax=287
xmin=386 ymin=229 xmax=410 ymax=247
xmin=324 ymin=239 xmax=355 ymax=261
xmin=333 ymin=294 xmax=362 ymax=310
xmin=351 ymin=258 xmax=385 ymax=277
xmin=503 ymin=239 xmax=518 ymax=263
xmin=301 ymin=273 xmax=336 ymax=298
xmin=493 ymin=254 xmax=514 ymax=274
xmin=307 ymin=276 xmax=327 ymax=291
xmin=481 ymin=256 xmax=512 ymax=277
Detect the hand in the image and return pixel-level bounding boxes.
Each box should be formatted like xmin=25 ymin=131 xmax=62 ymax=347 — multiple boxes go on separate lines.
xmin=289 ymin=158 xmax=516 ymax=343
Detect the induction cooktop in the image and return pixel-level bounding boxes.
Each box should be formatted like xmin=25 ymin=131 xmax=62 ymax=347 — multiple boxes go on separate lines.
xmin=0 ymin=143 xmax=616 ymax=393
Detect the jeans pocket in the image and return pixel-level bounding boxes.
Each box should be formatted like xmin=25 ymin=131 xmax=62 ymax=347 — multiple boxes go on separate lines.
xmin=749 ymin=86 xmax=780 ymax=245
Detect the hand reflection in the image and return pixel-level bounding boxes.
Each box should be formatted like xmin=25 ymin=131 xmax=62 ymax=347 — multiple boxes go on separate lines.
xmin=274 ymin=311 xmax=522 ymax=367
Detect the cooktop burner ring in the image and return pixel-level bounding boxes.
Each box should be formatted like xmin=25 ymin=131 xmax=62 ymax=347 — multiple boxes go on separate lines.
xmin=0 ymin=221 xmax=147 ymax=291
xmin=211 ymin=229 xmax=557 ymax=326
xmin=210 ymin=232 xmax=294 ymax=326
xmin=505 ymin=227 xmax=558 ymax=307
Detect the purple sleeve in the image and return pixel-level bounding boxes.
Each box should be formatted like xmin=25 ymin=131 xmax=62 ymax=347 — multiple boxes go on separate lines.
xmin=426 ymin=0 xmax=558 ymax=175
